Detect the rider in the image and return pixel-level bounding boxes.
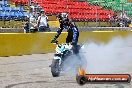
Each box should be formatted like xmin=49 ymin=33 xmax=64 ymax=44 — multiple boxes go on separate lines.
xmin=51 ymin=13 xmax=79 ymax=54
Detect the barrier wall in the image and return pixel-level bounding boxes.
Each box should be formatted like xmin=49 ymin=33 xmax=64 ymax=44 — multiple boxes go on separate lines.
xmin=0 ymin=31 xmax=132 ymax=56
xmin=48 ymin=21 xmax=110 ymax=27
xmin=48 ymin=21 xmax=60 ymax=27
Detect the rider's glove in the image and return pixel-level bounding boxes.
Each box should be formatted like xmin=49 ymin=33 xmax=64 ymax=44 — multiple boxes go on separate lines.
xmin=51 ymin=39 xmax=58 ymax=44
xmin=51 ymin=39 xmax=56 ymax=43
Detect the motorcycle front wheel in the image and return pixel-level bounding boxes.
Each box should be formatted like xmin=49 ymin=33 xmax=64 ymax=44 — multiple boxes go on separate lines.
xmin=51 ymin=59 xmax=60 ymax=77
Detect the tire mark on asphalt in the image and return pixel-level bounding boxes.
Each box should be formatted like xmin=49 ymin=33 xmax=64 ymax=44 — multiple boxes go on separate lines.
xmin=5 ymin=81 xmax=49 ymax=88
xmin=0 ymin=59 xmax=50 ymax=65
xmin=0 ymin=67 xmax=48 ymax=73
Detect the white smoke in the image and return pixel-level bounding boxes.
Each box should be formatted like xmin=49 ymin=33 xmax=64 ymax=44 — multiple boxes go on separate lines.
xmin=62 ymin=35 xmax=132 ymax=75
xmin=62 ymin=54 xmax=85 ymax=76
xmin=82 ymin=35 xmax=132 ymax=74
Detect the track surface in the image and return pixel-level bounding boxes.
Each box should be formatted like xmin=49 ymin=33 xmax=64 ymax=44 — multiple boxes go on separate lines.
xmin=0 ymin=53 xmax=131 ymax=88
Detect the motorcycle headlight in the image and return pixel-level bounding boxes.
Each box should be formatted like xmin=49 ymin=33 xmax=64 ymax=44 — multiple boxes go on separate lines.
xmin=56 ymin=45 xmax=65 ymax=53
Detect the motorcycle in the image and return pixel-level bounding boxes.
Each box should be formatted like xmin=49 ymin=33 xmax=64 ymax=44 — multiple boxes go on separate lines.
xmin=50 ymin=41 xmax=83 ymax=77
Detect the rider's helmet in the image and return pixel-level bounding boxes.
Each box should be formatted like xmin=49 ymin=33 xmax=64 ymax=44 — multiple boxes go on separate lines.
xmin=57 ymin=13 xmax=69 ymax=24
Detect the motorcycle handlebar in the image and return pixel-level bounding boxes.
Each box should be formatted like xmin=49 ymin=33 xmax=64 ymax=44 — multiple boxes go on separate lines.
xmin=52 ymin=40 xmax=59 ymax=45
xmin=51 ymin=40 xmax=75 ymax=46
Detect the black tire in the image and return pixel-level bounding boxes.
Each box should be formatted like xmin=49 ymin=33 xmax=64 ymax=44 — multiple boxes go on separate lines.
xmin=51 ymin=59 xmax=60 ymax=77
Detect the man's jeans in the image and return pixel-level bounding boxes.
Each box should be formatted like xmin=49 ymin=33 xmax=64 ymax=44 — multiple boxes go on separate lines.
xmin=38 ymin=26 xmax=51 ymax=32
xmin=24 ymin=26 xmax=29 ymax=33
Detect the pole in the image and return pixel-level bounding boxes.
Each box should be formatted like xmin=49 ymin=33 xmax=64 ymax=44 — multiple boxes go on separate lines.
xmin=29 ymin=0 xmax=32 ymax=6
xmin=96 ymin=3 xmax=98 ymax=27
xmin=66 ymin=0 xmax=68 ymax=13
xmin=121 ymin=3 xmax=124 ymax=28
xmin=28 ymin=0 xmax=32 ymax=33
xmin=92 ymin=1 xmax=99 ymax=28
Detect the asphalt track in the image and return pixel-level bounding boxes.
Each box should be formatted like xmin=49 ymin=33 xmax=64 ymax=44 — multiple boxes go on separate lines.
xmin=0 ymin=53 xmax=131 ymax=88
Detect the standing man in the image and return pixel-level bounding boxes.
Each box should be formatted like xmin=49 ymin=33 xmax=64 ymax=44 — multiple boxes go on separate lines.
xmin=30 ymin=2 xmax=35 ymax=13
xmin=29 ymin=11 xmax=37 ymax=32
xmin=35 ymin=2 xmax=41 ymax=19
xmin=37 ymin=10 xmax=50 ymax=32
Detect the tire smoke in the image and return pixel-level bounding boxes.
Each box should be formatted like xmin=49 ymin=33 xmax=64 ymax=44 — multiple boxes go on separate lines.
xmin=62 ymin=36 xmax=132 ymax=75
xmin=82 ymin=36 xmax=132 ymax=74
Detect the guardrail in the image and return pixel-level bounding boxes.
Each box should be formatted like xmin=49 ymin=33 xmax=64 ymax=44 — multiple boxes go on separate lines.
xmin=0 ymin=31 xmax=132 ymax=56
